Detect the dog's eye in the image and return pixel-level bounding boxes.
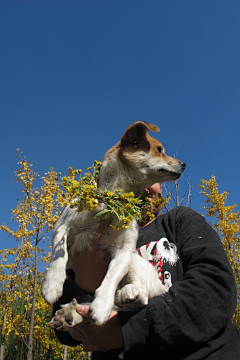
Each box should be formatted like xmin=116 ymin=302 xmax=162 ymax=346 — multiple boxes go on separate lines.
xmin=157 ymin=146 xmax=163 ymax=154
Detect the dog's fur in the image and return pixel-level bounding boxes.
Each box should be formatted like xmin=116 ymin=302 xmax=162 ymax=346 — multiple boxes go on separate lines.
xmin=42 ymin=121 xmax=185 ymax=328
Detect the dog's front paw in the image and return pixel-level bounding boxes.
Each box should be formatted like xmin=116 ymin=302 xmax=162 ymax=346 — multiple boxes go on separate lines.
xmin=49 ymin=298 xmax=86 ymax=331
xmin=89 ymin=297 xmax=113 ymax=326
xmin=42 ymin=281 xmax=64 ymax=305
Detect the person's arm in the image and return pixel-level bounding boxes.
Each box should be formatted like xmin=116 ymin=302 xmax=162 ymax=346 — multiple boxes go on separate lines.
xmin=118 ymin=207 xmax=237 ymax=353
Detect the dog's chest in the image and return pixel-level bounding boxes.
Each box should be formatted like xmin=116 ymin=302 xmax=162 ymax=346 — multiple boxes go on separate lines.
xmin=66 ymin=208 xmax=138 ymax=256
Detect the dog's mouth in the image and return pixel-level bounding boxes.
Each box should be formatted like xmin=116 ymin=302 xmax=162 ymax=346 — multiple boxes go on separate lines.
xmin=158 ymin=168 xmax=182 ymax=179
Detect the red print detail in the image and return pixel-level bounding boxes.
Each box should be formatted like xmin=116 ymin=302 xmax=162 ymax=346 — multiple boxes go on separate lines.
xmin=137 ymin=242 xmax=164 ymax=282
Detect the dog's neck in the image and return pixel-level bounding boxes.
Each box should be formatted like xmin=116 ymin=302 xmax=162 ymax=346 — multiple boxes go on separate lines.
xmin=98 ymin=155 xmax=147 ymax=197
xmin=94 ymin=218 xmax=111 ymax=243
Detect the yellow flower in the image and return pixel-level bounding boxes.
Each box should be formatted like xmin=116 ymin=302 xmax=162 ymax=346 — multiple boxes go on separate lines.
xmin=71 ymin=180 xmax=79 ymax=189
xmin=111 ymin=225 xmax=121 ymax=231
xmin=70 ymin=202 xmax=77 ymax=208
xmin=77 ymin=204 xmax=84 ymax=212
xmin=131 ymin=198 xmax=138 ymax=204
xmin=127 ymin=215 xmax=134 ymax=221
xmin=124 ymin=204 xmax=132 ymax=210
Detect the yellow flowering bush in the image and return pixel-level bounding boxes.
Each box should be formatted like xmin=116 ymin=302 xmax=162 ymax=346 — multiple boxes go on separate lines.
xmin=61 ymin=161 xmax=165 ymax=230
xmin=199 ymin=176 xmax=240 ymax=329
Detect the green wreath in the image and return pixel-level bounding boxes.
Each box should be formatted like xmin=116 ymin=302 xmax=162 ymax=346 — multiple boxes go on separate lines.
xmin=61 ymin=161 xmax=165 ymax=230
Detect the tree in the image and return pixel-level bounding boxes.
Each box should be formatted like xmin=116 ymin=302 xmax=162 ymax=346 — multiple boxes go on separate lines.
xmin=0 ymin=151 xmax=70 ymax=359
xmin=199 ymin=176 xmax=240 ymax=329
xmin=0 ymin=152 xmax=89 ymax=359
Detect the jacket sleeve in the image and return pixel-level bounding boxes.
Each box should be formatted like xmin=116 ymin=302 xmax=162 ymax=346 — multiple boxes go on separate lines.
xmin=118 ymin=207 xmax=237 ymax=353
xmin=52 ymin=269 xmax=94 ymax=347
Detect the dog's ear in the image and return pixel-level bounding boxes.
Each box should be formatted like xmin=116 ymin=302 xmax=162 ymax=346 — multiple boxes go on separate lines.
xmin=121 ymin=121 xmax=160 ymax=146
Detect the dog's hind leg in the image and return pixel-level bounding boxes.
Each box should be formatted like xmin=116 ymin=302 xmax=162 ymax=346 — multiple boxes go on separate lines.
xmin=115 ymin=253 xmax=166 ymax=311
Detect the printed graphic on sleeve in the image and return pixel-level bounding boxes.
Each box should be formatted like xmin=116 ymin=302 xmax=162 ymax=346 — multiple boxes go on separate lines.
xmin=137 ymin=238 xmax=179 ymax=289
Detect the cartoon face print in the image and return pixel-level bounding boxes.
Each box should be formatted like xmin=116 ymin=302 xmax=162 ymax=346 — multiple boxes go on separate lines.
xmin=163 ymin=271 xmax=172 ymax=290
xmin=156 ymin=238 xmax=179 ymax=265
xmin=137 ymin=237 xmax=179 ymax=289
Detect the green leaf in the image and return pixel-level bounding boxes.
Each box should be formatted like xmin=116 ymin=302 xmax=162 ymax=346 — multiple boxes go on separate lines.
xmin=94 ymin=209 xmax=110 ymax=219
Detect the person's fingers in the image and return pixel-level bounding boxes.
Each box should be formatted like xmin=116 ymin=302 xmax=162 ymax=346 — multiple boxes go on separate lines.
xmin=76 ymin=305 xmax=91 ymax=319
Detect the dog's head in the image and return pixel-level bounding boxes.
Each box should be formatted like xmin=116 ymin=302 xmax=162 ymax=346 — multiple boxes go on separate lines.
xmin=101 ymin=121 xmax=185 ymax=194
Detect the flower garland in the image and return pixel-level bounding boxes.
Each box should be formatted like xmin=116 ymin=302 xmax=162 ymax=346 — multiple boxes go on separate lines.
xmin=61 ymin=161 xmax=165 ymax=230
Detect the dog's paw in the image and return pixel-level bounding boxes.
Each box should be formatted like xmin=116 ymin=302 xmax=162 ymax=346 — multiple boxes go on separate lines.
xmin=42 ymin=281 xmax=64 ymax=305
xmin=116 ymin=284 xmax=140 ymax=304
xmin=89 ymin=297 xmax=113 ymax=326
xmin=49 ymin=298 xmax=85 ymax=331
xmin=42 ymin=269 xmax=66 ymax=304
xmin=115 ymin=284 xmax=149 ymax=311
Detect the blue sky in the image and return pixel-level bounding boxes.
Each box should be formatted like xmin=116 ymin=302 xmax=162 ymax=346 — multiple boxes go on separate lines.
xmin=1 ymin=1 xmax=240 ymax=249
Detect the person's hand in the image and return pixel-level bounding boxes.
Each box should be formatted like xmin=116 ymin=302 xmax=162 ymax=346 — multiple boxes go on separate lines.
xmin=68 ymin=305 xmax=124 ymax=352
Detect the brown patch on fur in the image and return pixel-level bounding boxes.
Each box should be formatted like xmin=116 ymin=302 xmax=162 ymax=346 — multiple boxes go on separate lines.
xmin=120 ymin=121 xmax=159 ymax=148
xmin=103 ymin=121 xmax=159 ymax=162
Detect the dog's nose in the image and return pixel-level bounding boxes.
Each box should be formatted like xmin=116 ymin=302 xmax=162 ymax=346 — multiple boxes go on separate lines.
xmin=179 ymin=161 xmax=186 ymax=169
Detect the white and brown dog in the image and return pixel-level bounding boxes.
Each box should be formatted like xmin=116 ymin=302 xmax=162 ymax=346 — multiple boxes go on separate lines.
xmin=42 ymin=121 xmax=185 ymax=329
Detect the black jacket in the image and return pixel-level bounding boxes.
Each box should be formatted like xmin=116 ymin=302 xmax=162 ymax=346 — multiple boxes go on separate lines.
xmin=53 ymin=207 xmax=240 ymax=359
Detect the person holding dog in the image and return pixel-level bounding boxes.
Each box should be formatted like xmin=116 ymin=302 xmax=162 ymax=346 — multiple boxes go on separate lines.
xmin=53 ymin=183 xmax=240 ymax=359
